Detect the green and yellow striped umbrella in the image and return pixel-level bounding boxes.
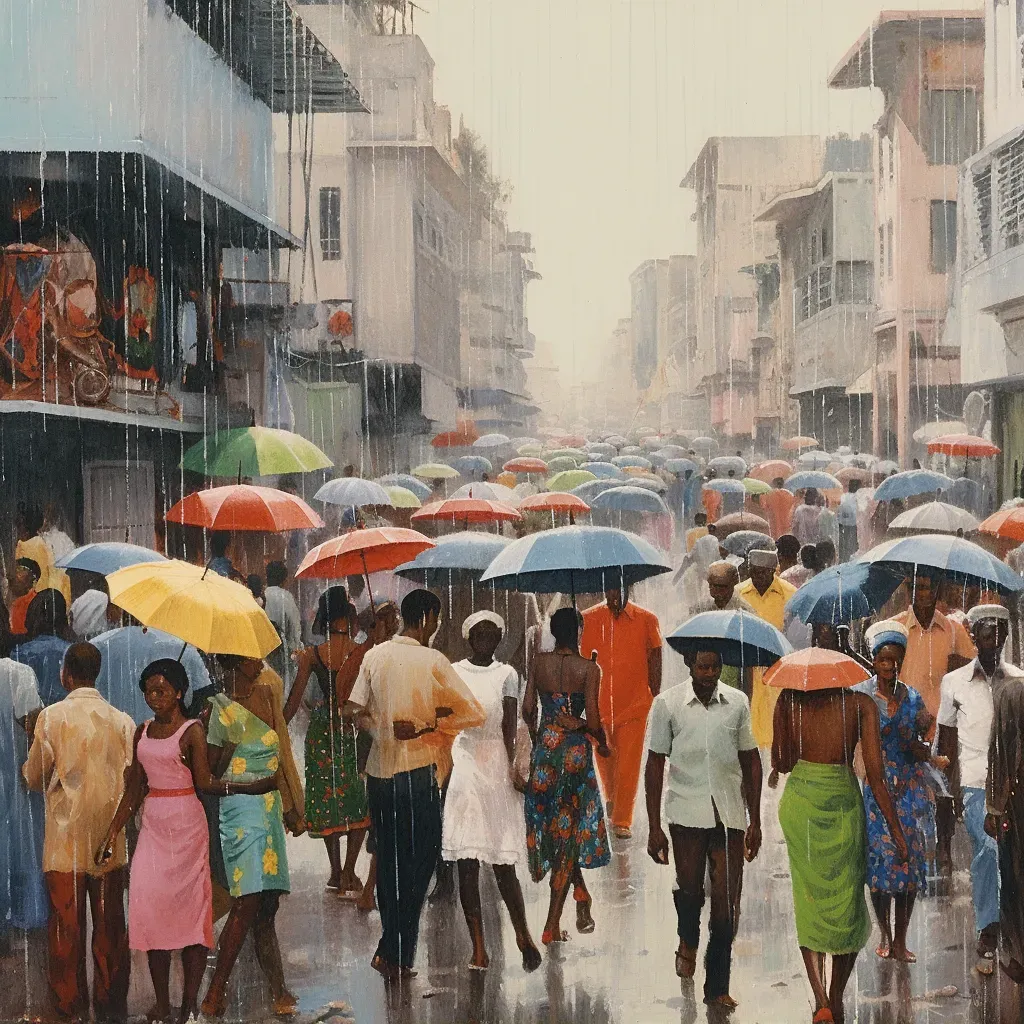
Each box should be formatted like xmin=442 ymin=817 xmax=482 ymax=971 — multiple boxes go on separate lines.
xmin=181 ymin=427 xmax=332 ymax=478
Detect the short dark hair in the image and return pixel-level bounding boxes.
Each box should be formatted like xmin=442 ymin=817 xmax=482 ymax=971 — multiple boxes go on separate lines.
xmin=313 ymin=586 xmax=353 ymax=634
xmin=816 ymin=540 xmax=836 ymax=563
xmin=266 ymin=561 xmax=288 ymax=587
xmin=15 ymin=557 xmax=41 ymax=581
xmin=210 ymin=532 xmax=231 ymax=557
xmin=683 ymin=648 xmax=723 ymax=670
xmin=550 ymin=607 xmax=583 ymax=648
xmin=26 ymin=589 xmax=68 ymax=639
xmin=401 ymin=589 xmax=442 ymax=628
xmin=140 ymin=658 xmax=190 ymax=697
xmin=64 ymin=642 xmax=101 ymax=683
xmin=694 ymin=512 xmax=707 ymax=526
xmin=848 ymin=479 xmax=861 ymax=493
xmin=776 ymin=534 xmax=800 ymax=560
xmin=246 ymin=574 xmax=264 ymax=599
xmin=799 ymin=545 xmax=820 ymax=571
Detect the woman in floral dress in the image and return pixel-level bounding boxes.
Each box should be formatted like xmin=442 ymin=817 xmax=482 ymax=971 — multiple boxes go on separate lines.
xmin=523 ymin=607 xmax=611 ymax=946
xmin=201 ymin=656 xmax=294 ymax=1017
xmin=855 ymin=620 xmax=945 ymax=963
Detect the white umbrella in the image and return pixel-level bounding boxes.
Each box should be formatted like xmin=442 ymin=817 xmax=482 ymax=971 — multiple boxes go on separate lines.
xmin=887 ymin=501 xmax=980 ymax=535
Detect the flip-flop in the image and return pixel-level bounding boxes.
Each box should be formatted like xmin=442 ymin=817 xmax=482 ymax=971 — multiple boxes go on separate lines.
xmin=542 ymin=929 xmax=570 ymax=945
xmin=875 ymin=943 xmax=891 ymax=959
xmin=812 ymin=1010 xmax=834 ymax=1024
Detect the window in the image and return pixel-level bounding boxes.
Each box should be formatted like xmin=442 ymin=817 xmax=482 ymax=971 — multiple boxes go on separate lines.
xmin=319 ymin=187 xmax=341 ymax=261
xmin=878 ymin=225 xmax=885 ymax=279
xmin=925 ymin=89 xmax=979 ymax=165
xmin=930 ymin=200 xmax=958 ymax=274
xmin=835 ymin=262 xmax=873 ymax=303
xmin=887 ymin=219 xmax=894 ymax=279
xmin=974 ymin=167 xmax=992 ymax=259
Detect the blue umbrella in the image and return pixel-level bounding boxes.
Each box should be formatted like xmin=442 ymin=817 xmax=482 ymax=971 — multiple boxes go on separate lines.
xmin=376 ymin=474 xmax=433 ymax=501
xmin=785 ymin=562 xmax=905 ymax=625
xmin=57 ymin=543 xmax=167 ymax=576
xmin=785 ymin=471 xmax=841 ymax=492
xmin=451 ymin=455 xmax=493 ymax=477
xmin=857 ymin=535 xmax=1024 ymax=594
xmin=590 ymin=486 xmax=670 ymax=515
xmin=479 ymin=525 xmax=671 ymax=595
xmin=585 ymin=442 xmax=617 ymax=458
xmin=612 ymin=454 xmax=653 ymax=469
xmin=315 ymin=477 xmax=393 ymax=507
xmin=571 ymin=479 xmax=624 ymax=502
xmin=666 ymin=610 xmax=792 ymax=667
xmin=663 ymin=458 xmax=699 ymax=476
xmin=721 ymin=531 xmax=775 ymax=558
xmin=581 ymin=461 xmax=626 ymax=480
xmin=873 ymin=469 xmax=953 ymax=502
xmin=704 ymin=478 xmax=747 ymax=494
xmin=395 ymin=531 xmax=512 ymax=586
xmin=708 ymin=455 xmax=747 ymax=477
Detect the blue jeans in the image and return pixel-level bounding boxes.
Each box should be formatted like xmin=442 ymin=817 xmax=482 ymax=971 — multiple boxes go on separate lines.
xmin=963 ymin=787 xmax=1000 ymax=933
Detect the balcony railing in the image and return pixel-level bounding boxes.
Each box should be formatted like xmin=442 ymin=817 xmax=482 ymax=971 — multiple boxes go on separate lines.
xmin=963 ymin=125 xmax=1024 ymax=268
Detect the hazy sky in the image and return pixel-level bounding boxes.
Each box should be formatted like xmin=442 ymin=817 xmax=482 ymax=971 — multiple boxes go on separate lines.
xmin=416 ymin=0 xmax=980 ymax=381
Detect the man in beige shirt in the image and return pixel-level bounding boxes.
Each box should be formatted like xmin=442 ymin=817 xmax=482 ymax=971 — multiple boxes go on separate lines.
xmin=349 ymin=589 xmax=485 ymax=979
xmin=23 ymin=642 xmax=135 ymax=1020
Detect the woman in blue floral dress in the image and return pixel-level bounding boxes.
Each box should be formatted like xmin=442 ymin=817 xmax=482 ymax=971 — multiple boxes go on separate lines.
xmin=523 ymin=607 xmax=611 ymax=946
xmin=856 ymin=620 xmax=945 ymax=963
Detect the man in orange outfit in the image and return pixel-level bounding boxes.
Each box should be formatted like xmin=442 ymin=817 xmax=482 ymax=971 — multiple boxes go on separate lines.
xmin=582 ymin=583 xmax=663 ymax=839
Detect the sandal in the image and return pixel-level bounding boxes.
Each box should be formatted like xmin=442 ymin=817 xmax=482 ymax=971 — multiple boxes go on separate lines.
xmin=812 ymin=1010 xmax=834 ymax=1024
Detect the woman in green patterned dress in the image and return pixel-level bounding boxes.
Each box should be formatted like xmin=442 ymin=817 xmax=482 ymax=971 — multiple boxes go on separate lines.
xmin=201 ymin=656 xmax=295 ymax=1018
xmin=284 ymin=587 xmax=370 ymax=898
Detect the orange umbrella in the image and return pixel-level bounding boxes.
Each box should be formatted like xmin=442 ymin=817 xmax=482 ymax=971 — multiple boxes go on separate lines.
xmin=780 ymin=436 xmax=819 ymax=452
xmin=980 ymin=506 xmax=1024 ymax=543
xmin=519 ymin=492 xmax=591 ymax=514
xmin=495 ymin=472 xmax=517 ymax=488
xmin=835 ymin=466 xmax=872 ymax=485
xmin=296 ymin=527 xmax=434 ymax=584
xmin=165 ymin=484 xmax=323 ymax=532
xmin=926 ymin=433 xmax=1000 ymax=458
xmin=431 ymin=430 xmax=476 ymax=449
xmin=764 ymin=648 xmax=871 ymax=691
xmin=749 ymin=459 xmax=793 ymax=483
xmin=411 ymin=498 xmax=522 ymax=525
xmin=503 ymin=457 xmax=549 ymax=474
xmin=557 ymin=434 xmax=588 ymax=448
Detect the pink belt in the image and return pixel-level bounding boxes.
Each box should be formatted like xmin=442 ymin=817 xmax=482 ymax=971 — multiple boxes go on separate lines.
xmin=148 ymin=787 xmax=196 ymax=798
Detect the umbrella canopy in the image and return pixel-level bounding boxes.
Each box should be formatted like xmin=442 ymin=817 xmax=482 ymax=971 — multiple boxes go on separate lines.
xmin=874 ymin=460 xmax=900 ymax=477
xmin=473 ymin=433 xmax=512 ymax=449
xmin=704 ymin=478 xmax=747 ymax=494
xmin=715 ymin=512 xmax=771 ymax=538
xmin=412 ymin=498 xmax=521 ymax=525
xmin=692 ymin=437 xmax=717 ymax=452
xmin=431 ymin=429 xmax=477 ymax=449
xmin=395 ymin=531 xmax=513 ymax=586
xmin=547 ymin=469 xmax=597 ymax=491
xmin=913 ymin=420 xmax=967 ymax=443
xmin=376 ymin=474 xmax=433 ymax=501
xmin=450 ymin=482 xmax=520 ymax=504
xmin=663 ymin=458 xmax=699 ymax=476
xmin=315 ymin=477 xmax=393 ymax=509
xmin=708 ymin=456 xmax=747 ymax=477
xmin=873 ymin=469 xmax=952 ymax=502
xmin=764 ymin=649 xmax=872 ymax=691
xmin=888 ymin=502 xmax=980 ymax=535
xmin=742 ymin=478 xmax=772 ymax=495
xmin=612 ymin=455 xmax=653 ymax=470
xmin=57 ymin=542 xmax=167 ymax=575
xmin=749 ymin=459 xmax=793 ymax=483
xmin=585 ymin=442 xmax=617 ymax=458
xmin=581 ymin=461 xmax=626 ymax=480
xmin=384 ymin=486 xmax=422 ymax=509
xmin=181 ymin=426 xmax=332 ymax=478
xmin=603 ymin=434 xmax=628 ymax=448
xmin=557 ymin=434 xmax=589 ymax=448
xmin=980 ymin=506 xmax=1024 ymax=542
xmin=107 ymin=560 xmax=280 ymax=657
xmin=926 ymin=433 xmax=1000 ymax=458
xmin=503 ymin=457 xmax=548 ymax=474
xmin=619 ymin=445 xmax=644 ymax=456
xmin=785 ymin=471 xmax=842 ymax=492
xmin=590 ymin=486 xmax=669 ymax=515
xmin=655 ymin=445 xmax=691 ymax=459
xmin=624 ymin=473 xmax=669 ymax=493
xmin=412 ymin=462 xmax=461 ymax=481
xmin=544 ymin=447 xmax=588 ymax=462
xmin=519 ymin=492 xmax=591 ymax=515
xmin=510 ymin=436 xmax=540 ymax=448
xmin=571 ymin=479 xmax=624 ymax=502
xmin=721 ymin=531 xmax=776 ymax=558
xmin=857 ymin=535 xmax=1024 ymax=594
xmin=641 ymin=436 xmax=664 ymax=451
xmin=517 ymin=443 xmax=545 ymax=457
xmin=479 ymin=524 xmax=671 ymax=595
xmin=297 ymin=527 xmax=435 ymax=580
xmin=167 ymin=485 xmax=324 ymax=532
xmin=835 ymin=466 xmax=872 ymax=485
xmin=781 ymin=436 xmax=819 ymax=452
xmin=785 ymin=562 xmax=905 ymax=625
xmin=796 ymin=450 xmax=834 ymax=470
xmin=666 ymin=610 xmax=791 ymax=667
xmin=451 ymin=455 xmax=493 ymax=476
xmin=547 ymin=456 xmax=585 ymax=474
xmin=495 ymin=472 xmax=517 ymax=488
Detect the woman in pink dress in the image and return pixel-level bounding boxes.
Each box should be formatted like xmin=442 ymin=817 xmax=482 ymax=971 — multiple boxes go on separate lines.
xmin=97 ymin=660 xmax=275 ymax=1024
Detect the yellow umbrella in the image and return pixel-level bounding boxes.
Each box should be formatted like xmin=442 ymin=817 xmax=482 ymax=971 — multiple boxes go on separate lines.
xmin=385 ymin=485 xmax=423 ymax=509
xmin=106 ymin=560 xmax=280 ymax=658
xmin=412 ymin=462 xmax=460 ymax=480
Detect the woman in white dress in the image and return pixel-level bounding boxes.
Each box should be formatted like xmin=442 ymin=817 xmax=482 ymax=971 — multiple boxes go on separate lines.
xmin=442 ymin=611 xmax=542 ymax=972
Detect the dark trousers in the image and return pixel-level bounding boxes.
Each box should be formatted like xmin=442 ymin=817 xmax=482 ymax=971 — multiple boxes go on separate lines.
xmin=367 ymin=766 xmax=442 ymax=969
xmin=45 ymin=868 xmax=130 ymax=1019
xmin=670 ymin=823 xmax=745 ymax=1001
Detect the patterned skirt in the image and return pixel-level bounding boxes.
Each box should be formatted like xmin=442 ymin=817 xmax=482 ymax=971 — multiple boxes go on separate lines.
xmin=303 ymin=703 xmax=370 ymax=838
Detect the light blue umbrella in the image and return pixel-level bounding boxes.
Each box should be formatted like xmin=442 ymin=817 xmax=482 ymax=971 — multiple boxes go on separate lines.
xmin=479 ymin=525 xmax=671 ymax=595
xmin=785 ymin=562 xmax=905 ymax=625
xmin=571 ymin=479 xmax=624 ymax=502
xmin=473 ymin=433 xmax=512 ymax=449
xmin=704 ymin=478 xmax=747 ymax=494
xmin=612 ymin=455 xmax=653 ymax=470
xmin=666 ymin=610 xmax=792 ymax=667
xmin=663 ymin=458 xmax=699 ymax=476
xmin=57 ymin=543 xmax=167 ymax=575
xmin=451 ymin=455 xmax=493 ymax=477
xmin=708 ymin=455 xmax=747 ymax=477
xmin=857 ymin=535 xmax=1024 ymax=594
xmin=376 ymin=474 xmax=433 ymax=501
xmin=873 ymin=469 xmax=952 ymax=502
xmin=797 ymin=450 xmax=834 ymax=470
xmin=395 ymin=531 xmax=512 ymax=586
xmin=315 ymin=477 xmax=393 ymax=508
xmin=581 ymin=461 xmax=626 ymax=480
xmin=785 ymin=471 xmax=842 ymax=492
xmin=590 ymin=486 xmax=670 ymax=515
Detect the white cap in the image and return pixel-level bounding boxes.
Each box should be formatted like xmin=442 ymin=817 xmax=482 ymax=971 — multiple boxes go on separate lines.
xmin=748 ymin=549 xmax=779 ymax=568
xmin=966 ymin=604 xmax=1009 ymax=627
xmin=462 ymin=610 xmax=505 ymax=640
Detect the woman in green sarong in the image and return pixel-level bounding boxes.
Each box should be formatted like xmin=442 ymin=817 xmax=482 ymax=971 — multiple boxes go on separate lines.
xmin=772 ymin=684 xmax=907 ymax=1024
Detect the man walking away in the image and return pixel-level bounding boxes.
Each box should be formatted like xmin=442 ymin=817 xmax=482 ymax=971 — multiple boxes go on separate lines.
xmin=348 ymin=589 xmax=485 ymax=980
xmin=790 ymin=489 xmax=822 ymax=549
xmin=837 ymin=480 xmax=861 ymax=563
xmin=581 ymin=583 xmax=663 ymax=839
xmin=23 ymin=642 xmax=135 ymax=1020
xmin=264 ymin=561 xmax=302 ymax=684
xmin=645 ymin=647 xmax=762 ymax=1010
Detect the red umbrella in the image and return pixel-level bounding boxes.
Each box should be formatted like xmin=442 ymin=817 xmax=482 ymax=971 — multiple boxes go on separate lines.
xmin=980 ymin=507 xmax=1024 ymax=543
xmin=411 ymin=498 xmax=522 ymax=525
xmin=165 ymin=485 xmax=323 ymax=532
xmin=431 ymin=430 xmax=477 ymax=449
xmin=926 ymin=433 xmax=1000 ymax=458
xmin=503 ymin=457 xmax=549 ymax=474
xmin=557 ymin=434 xmax=588 ymax=448
xmin=749 ymin=460 xmax=793 ymax=483
xmin=764 ymin=648 xmax=871 ymax=691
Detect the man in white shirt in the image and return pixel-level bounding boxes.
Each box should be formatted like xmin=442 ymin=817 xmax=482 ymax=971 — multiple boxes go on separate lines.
xmin=936 ymin=604 xmax=1023 ymax=973
xmin=836 ymin=480 xmax=861 ymax=562
xmin=644 ymin=647 xmax=762 ymax=1011
xmin=264 ymin=561 xmax=302 ymax=683
xmin=791 ymin=488 xmax=822 ymax=548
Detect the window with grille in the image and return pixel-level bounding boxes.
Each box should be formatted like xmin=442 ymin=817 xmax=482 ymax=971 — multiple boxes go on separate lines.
xmin=835 ymin=262 xmax=873 ymax=303
xmin=999 ymin=135 xmax=1024 ymax=249
xmin=319 ymin=187 xmax=342 ymax=261
xmin=925 ymin=89 xmax=979 ymax=165
xmin=887 ymin=220 xmax=894 ymax=279
xmin=930 ymin=200 xmax=957 ymax=274
xmin=973 ymin=167 xmax=992 ymax=260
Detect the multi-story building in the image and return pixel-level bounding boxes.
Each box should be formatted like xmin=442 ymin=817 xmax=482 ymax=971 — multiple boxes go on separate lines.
xmin=664 ymin=255 xmax=702 ymax=432
xmin=527 ymin=337 xmax=563 ymax=427
xmin=629 ymin=259 xmax=670 ymax=394
xmin=680 ymin=136 xmax=823 ymax=446
xmin=829 ymin=10 xmax=984 ymax=464
xmin=0 ymin=0 xmax=358 ymax=546
xmin=757 ymin=136 xmax=875 ymax=452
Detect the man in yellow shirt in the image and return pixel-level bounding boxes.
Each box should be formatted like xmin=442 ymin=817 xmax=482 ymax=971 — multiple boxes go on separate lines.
xmin=735 ymin=549 xmax=797 ymax=748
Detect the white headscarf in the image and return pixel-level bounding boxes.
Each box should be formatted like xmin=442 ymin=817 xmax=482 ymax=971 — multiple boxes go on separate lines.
xmin=462 ymin=610 xmax=505 ymax=640
xmin=69 ymin=589 xmax=109 ymax=639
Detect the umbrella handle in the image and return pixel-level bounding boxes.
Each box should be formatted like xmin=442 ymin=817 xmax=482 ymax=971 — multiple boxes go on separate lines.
xmin=361 ymin=551 xmax=375 ymax=609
